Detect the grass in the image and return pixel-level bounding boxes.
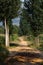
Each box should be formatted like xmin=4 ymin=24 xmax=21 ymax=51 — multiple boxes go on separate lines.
xmin=10 ymin=34 xmax=18 ymax=41
xmin=0 ymin=45 xmax=9 ymax=62
xmin=37 ymin=46 xmax=43 ymax=51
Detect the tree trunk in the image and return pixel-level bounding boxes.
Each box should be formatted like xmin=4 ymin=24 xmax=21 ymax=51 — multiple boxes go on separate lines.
xmin=34 ymin=36 xmax=39 ymax=47
xmin=4 ymin=18 xmax=9 ymax=47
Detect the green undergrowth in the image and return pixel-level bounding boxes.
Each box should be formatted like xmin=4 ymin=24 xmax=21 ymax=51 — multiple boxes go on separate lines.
xmin=0 ymin=45 xmax=9 ymax=62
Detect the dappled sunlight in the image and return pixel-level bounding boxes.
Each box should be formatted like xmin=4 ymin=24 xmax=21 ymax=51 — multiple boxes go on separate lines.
xmin=0 ymin=45 xmax=42 ymax=65
xmin=0 ymin=0 xmax=43 ymax=65
xmin=4 ymin=47 xmax=43 ymax=65
xmin=12 ymin=56 xmax=43 ymax=63
xmin=8 ymin=47 xmax=41 ymax=54
xmin=31 ymin=58 xmax=43 ymax=63
xmin=4 ymin=54 xmax=43 ymax=65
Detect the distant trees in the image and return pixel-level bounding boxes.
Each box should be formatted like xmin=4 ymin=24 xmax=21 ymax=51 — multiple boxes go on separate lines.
xmin=24 ymin=0 xmax=43 ymax=36
xmin=20 ymin=17 xmax=32 ymax=36
xmin=0 ymin=26 xmax=4 ymax=34
xmin=0 ymin=0 xmax=20 ymax=47
xmin=12 ymin=25 xmax=19 ymax=34
xmin=20 ymin=0 xmax=32 ymax=36
xmin=20 ymin=0 xmax=43 ymax=46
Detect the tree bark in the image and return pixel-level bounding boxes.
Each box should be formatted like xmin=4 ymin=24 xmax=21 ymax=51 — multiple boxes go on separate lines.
xmin=4 ymin=18 xmax=9 ymax=47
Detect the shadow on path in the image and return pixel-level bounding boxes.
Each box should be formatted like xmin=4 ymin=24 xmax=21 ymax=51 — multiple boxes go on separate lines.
xmin=0 ymin=47 xmax=43 ymax=65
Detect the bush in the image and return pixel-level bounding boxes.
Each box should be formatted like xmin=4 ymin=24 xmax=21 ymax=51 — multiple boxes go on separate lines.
xmin=0 ymin=36 xmax=5 ymax=45
xmin=25 ymin=35 xmax=34 ymax=41
xmin=10 ymin=34 xmax=18 ymax=41
xmin=0 ymin=45 xmax=9 ymax=62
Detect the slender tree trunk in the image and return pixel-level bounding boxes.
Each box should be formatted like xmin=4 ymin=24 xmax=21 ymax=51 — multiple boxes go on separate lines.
xmin=34 ymin=36 xmax=39 ymax=47
xmin=4 ymin=18 xmax=9 ymax=47
xmin=37 ymin=36 xmax=40 ymax=47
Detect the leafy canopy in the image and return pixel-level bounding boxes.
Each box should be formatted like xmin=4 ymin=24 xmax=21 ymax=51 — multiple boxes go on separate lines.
xmin=24 ymin=0 xmax=43 ymax=37
xmin=0 ymin=0 xmax=20 ymax=20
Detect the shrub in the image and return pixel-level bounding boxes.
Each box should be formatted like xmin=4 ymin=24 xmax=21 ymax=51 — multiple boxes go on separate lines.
xmin=0 ymin=45 xmax=9 ymax=62
xmin=0 ymin=36 xmax=5 ymax=45
xmin=10 ymin=34 xmax=18 ymax=41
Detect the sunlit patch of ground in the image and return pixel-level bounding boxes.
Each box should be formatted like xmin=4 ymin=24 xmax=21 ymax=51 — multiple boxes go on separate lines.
xmin=5 ymin=55 xmax=43 ymax=65
xmin=4 ymin=47 xmax=43 ymax=65
xmin=5 ymin=36 xmax=43 ymax=65
xmin=13 ymin=56 xmax=43 ymax=63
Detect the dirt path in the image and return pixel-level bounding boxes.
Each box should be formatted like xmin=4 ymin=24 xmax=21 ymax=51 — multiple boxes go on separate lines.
xmin=18 ymin=37 xmax=28 ymax=46
xmin=3 ymin=46 xmax=43 ymax=65
xmin=7 ymin=37 xmax=43 ymax=65
xmin=10 ymin=36 xmax=31 ymax=46
xmin=10 ymin=36 xmax=32 ymax=47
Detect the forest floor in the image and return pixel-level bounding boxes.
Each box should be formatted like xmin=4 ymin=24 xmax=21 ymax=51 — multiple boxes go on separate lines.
xmin=3 ymin=37 xmax=43 ymax=65
xmin=4 ymin=46 xmax=43 ymax=65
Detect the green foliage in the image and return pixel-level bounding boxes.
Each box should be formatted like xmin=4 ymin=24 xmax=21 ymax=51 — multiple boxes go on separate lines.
xmin=0 ymin=0 xmax=20 ymax=20
xmin=31 ymin=0 xmax=43 ymax=36
xmin=24 ymin=0 xmax=43 ymax=37
xmin=38 ymin=35 xmax=43 ymax=51
xmin=9 ymin=19 xmax=13 ymax=34
xmin=0 ymin=0 xmax=20 ymax=36
xmin=37 ymin=45 xmax=43 ymax=51
xmin=0 ymin=26 xmax=4 ymax=34
xmin=0 ymin=36 xmax=5 ymax=45
xmin=26 ymin=35 xmax=34 ymax=41
xmin=39 ymin=36 xmax=43 ymax=40
xmin=12 ymin=25 xmax=19 ymax=34
xmin=20 ymin=17 xmax=32 ymax=36
xmin=10 ymin=34 xmax=18 ymax=41
xmin=0 ymin=45 xmax=9 ymax=62
xmin=0 ymin=0 xmax=20 ymax=47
